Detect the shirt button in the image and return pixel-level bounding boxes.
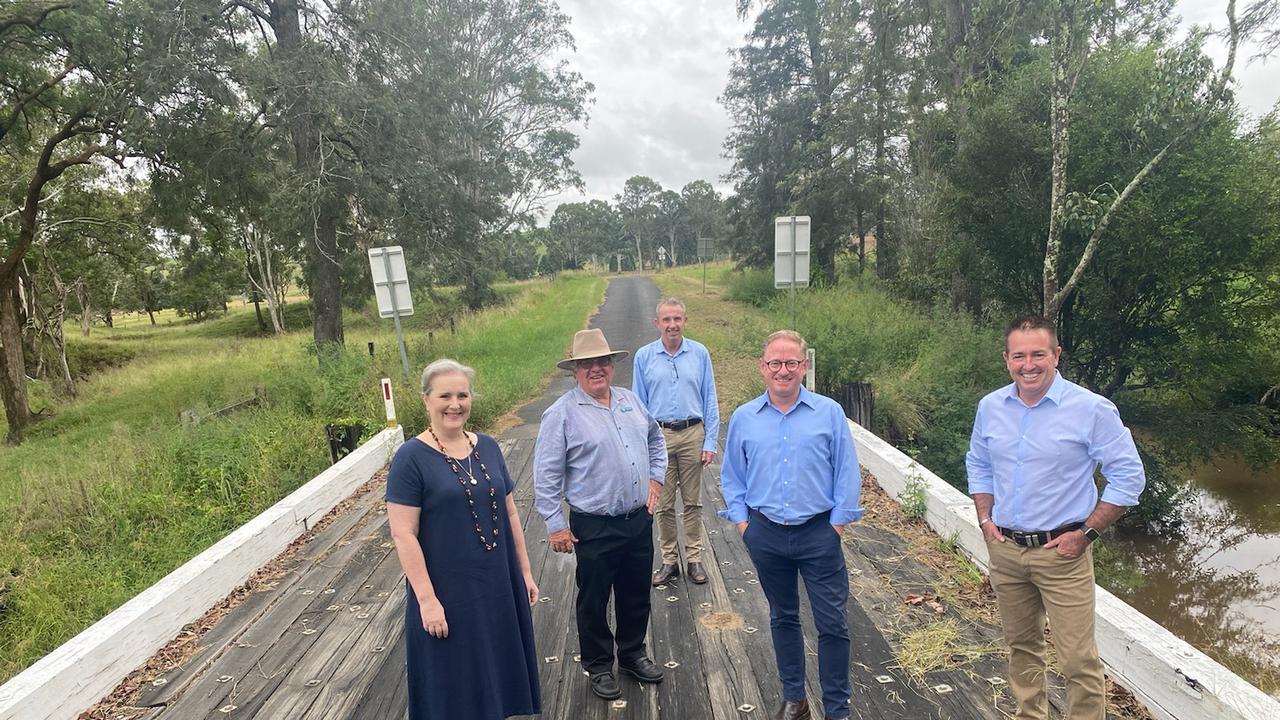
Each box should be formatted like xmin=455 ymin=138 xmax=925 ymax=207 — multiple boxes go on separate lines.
xmin=783 ymin=459 xmax=788 ymax=463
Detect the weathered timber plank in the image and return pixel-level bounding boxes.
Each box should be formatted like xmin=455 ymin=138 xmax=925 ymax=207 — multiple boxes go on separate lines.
xmin=155 ymin=513 xmax=392 ymax=718
xmin=648 ymin=568 xmax=713 ymax=720
xmin=137 ymin=486 xmax=384 ymax=708
xmin=695 ymin=472 xmax=773 ymax=720
xmin=265 ymin=547 xmax=405 ymax=720
xmin=844 ymin=522 xmax=1022 ymax=719
xmin=232 ymin=542 xmax=400 ymax=718
xmin=348 ymin=632 xmax=408 ymax=720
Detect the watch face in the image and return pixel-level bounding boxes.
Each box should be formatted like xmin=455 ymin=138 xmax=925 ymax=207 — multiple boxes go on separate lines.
xmin=1084 ymin=527 xmax=1100 ymax=542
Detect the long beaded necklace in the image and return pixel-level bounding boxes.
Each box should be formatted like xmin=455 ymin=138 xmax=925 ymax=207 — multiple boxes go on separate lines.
xmin=426 ymin=426 xmax=500 ymax=551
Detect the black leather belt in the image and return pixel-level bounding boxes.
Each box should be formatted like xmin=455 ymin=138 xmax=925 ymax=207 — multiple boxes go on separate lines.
xmin=999 ymin=522 xmax=1084 ymax=548
xmin=749 ymin=508 xmax=831 ymax=528
xmin=658 ymin=418 xmax=702 ymax=431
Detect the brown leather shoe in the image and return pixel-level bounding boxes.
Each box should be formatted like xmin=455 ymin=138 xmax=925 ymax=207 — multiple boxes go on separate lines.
xmin=686 ymin=561 xmax=708 ymax=584
xmin=651 ymin=563 xmax=679 ymax=586
xmin=772 ymin=699 xmax=810 ymax=720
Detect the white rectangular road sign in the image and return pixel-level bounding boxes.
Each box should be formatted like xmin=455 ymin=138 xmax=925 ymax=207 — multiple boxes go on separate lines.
xmin=368 ymin=246 xmax=413 ymax=318
xmin=774 ymin=216 xmax=811 ymax=289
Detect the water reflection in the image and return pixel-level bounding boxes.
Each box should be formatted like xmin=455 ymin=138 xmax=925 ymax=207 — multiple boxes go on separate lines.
xmin=1101 ymin=456 xmax=1280 ymax=694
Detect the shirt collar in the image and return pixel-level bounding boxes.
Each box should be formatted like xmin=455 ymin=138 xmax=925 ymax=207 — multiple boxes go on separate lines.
xmin=572 ymin=385 xmax=614 ymax=408
xmin=1002 ymin=371 xmax=1065 ymax=407
xmin=658 ymin=338 xmax=687 ymax=357
xmin=754 ymin=385 xmax=817 ymax=414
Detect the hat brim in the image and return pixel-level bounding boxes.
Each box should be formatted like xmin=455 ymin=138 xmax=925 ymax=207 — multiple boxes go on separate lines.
xmin=557 ymin=350 xmax=629 ymax=371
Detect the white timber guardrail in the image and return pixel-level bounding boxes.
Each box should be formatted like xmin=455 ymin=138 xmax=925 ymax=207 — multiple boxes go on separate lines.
xmin=0 ymin=426 xmax=405 ymax=720
xmin=848 ymin=420 xmax=1280 ymax=720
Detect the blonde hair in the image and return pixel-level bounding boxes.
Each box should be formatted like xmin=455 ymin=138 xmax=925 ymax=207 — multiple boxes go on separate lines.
xmin=420 ymin=358 xmax=476 ymax=394
xmin=762 ymin=330 xmax=807 ymax=356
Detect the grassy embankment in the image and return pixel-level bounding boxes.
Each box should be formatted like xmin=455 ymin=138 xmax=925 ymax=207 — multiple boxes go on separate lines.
xmin=0 ymin=273 xmax=605 ymax=682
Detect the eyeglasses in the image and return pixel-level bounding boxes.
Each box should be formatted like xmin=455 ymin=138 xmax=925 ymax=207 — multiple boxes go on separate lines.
xmin=764 ymin=359 xmax=804 ymax=372
xmin=575 ymin=357 xmax=613 ymax=369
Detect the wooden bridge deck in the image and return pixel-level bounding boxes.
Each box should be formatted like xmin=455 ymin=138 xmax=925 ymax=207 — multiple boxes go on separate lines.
xmin=107 ymin=435 xmax=1106 ymax=720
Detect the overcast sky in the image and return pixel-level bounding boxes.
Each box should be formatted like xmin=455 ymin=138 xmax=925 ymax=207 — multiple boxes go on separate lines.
xmin=541 ymin=0 xmax=1279 ymax=219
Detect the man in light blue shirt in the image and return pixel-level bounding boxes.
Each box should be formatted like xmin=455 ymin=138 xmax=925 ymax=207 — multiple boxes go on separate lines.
xmin=721 ymin=330 xmax=862 ymax=720
xmin=967 ymin=314 xmax=1145 ymax=720
xmin=632 ymin=297 xmax=720 ymax=586
xmin=534 ymin=328 xmax=667 ymax=701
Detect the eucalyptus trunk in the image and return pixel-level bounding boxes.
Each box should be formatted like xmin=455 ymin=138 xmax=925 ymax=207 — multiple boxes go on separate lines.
xmin=276 ymin=0 xmax=344 ymax=349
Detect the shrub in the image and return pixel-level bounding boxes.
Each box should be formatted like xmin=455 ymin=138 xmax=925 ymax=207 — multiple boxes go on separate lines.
xmin=725 ymin=268 xmax=779 ymax=307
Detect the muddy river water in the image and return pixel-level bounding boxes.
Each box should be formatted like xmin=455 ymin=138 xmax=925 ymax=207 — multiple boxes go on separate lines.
xmin=1104 ymin=454 xmax=1279 ymax=695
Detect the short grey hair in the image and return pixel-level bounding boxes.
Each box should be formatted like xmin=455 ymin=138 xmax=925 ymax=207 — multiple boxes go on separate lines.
xmin=655 ymin=297 xmax=686 ymax=318
xmin=420 ymin=358 xmax=476 ymax=394
xmin=762 ymin=330 xmax=807 ymax=356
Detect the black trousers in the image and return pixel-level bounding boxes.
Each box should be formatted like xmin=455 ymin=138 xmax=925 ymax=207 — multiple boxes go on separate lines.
xmin=569 ymin=508 xmax=654 ymax=673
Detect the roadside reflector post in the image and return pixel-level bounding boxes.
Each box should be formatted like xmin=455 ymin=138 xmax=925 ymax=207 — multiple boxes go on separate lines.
xmin=382 ymin=378 xmax=398 ymax=428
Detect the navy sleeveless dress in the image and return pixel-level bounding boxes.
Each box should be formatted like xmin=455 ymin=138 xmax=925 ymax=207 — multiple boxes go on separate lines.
xmin=386 ymin=434 xmax=541 ymax=720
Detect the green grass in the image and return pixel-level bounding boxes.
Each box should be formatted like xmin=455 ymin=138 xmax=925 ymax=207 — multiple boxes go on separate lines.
xmin=0 ymin=273 xmax=604 ymax=682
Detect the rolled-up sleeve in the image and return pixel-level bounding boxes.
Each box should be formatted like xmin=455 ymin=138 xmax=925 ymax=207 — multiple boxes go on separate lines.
xmin=534 ymin=404 xmax=570 ymax=534
xmin=966 ymin=403 xmax=994 ymax=496
xmin=1091 ymin=400 xmax=1146 ymax=506
xmin=829 ymin=407 xmax=864 ymax=525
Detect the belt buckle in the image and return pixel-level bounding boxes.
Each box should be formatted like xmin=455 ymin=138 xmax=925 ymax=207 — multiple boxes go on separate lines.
xmin=1012 ymin=531 xmax=1039 ymax=548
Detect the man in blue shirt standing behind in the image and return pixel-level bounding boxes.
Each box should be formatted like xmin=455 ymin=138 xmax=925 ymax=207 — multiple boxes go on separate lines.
xmin=967 ymin=315 xmax=1145 ymax=720
xmin=633 ymin=298 xmax=720 ymax=586
xmin=721 ymin=330 xmax=863 ymax=720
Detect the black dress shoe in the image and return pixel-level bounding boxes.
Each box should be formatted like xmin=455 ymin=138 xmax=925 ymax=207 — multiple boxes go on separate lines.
xmin=589 ymin=671 xmax=622 ymax=699
xmin=686 ymin=561 xmax=708 ymax=584
xmin=651 ymin=563 xmax=680 ymax=586
xmin=772 ymin=699 xmax=810 ymax=720
xmin=619 ymin=656 xmax=664 ymax=683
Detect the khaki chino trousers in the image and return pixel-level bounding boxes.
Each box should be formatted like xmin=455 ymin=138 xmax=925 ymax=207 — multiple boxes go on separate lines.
xmin=655 ymin=425 xmax=706 ymax=565
xmin=986 ymin=538 xmax=1105 ymax=720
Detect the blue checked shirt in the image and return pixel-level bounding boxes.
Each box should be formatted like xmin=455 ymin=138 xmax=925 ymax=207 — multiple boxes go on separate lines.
xmin=631 ymin=337 xmax=720 ymax=453
xmin=719 ymin=387 xmax=864 ymax=526
xmin=534 ymin=385 xmax=667 ymax=534
xmin=966 ymin=373 xmax=1146 ymax=531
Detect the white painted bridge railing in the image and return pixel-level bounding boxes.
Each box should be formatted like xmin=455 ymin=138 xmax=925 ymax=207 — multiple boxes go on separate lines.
xmin=849 ymin=420 xmax=1280 ymax=720
xmin=0 ymin=426 xmax=405 ymax=720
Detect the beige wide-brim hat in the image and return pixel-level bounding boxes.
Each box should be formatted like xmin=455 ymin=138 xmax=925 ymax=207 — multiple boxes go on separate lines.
xmin=556 ymin=328 xmax=630 ymax=371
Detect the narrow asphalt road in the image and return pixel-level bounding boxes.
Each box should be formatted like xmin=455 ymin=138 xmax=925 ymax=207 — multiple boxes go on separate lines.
xmin=504 ymin=275 xmax=660 ymax=440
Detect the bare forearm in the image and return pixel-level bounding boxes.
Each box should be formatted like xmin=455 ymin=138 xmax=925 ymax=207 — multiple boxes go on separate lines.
xmin=391 ymin=532 xmax=437 ymax=602
xmin=507 ymin=501 xmax=533 ymax=576
xmin=1085 ymin=501 xmax=1128 ymax=532
xmin=973 ymin=493 xmax=994 ymax=523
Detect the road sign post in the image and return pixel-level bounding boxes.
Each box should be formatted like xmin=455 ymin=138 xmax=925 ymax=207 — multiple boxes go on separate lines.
xmin=774 ymin=216 xmax=810 ymax=328
xmin=698 ymin=237 xmax=714 ymax=294
xmin=368 ymin=246 xmax=414 ymax=383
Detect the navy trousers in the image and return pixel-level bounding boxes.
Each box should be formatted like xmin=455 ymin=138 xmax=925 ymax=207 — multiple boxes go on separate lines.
xmin=569 ymin=508 xmax=654 ymax=674
xmin=743 ymin=509 xmax=851 ymax=719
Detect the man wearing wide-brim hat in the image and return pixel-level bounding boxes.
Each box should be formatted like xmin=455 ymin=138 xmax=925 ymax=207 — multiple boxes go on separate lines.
xmin=534 ymin=328 xmax=668 ymax=700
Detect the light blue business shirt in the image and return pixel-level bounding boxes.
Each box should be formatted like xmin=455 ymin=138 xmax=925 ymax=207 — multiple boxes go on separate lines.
xmin=719 ymin=387 xmax=864 ymax=526
xmin=534 ymin=385 xmax=667 ymax=534
xmin=966 ymin=372 xmax=1145 ymax=531
xmin=631 ymin=337 xmax=720 ymax=454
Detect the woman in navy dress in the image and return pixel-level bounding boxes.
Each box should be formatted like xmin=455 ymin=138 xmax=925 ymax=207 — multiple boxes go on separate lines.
xmin=386 ymin=358 xmax=541 ymax=719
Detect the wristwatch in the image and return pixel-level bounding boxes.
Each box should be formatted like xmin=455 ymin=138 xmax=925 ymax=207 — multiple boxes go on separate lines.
xmin=1082 ymin=526 xmax=1100 ymax=543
